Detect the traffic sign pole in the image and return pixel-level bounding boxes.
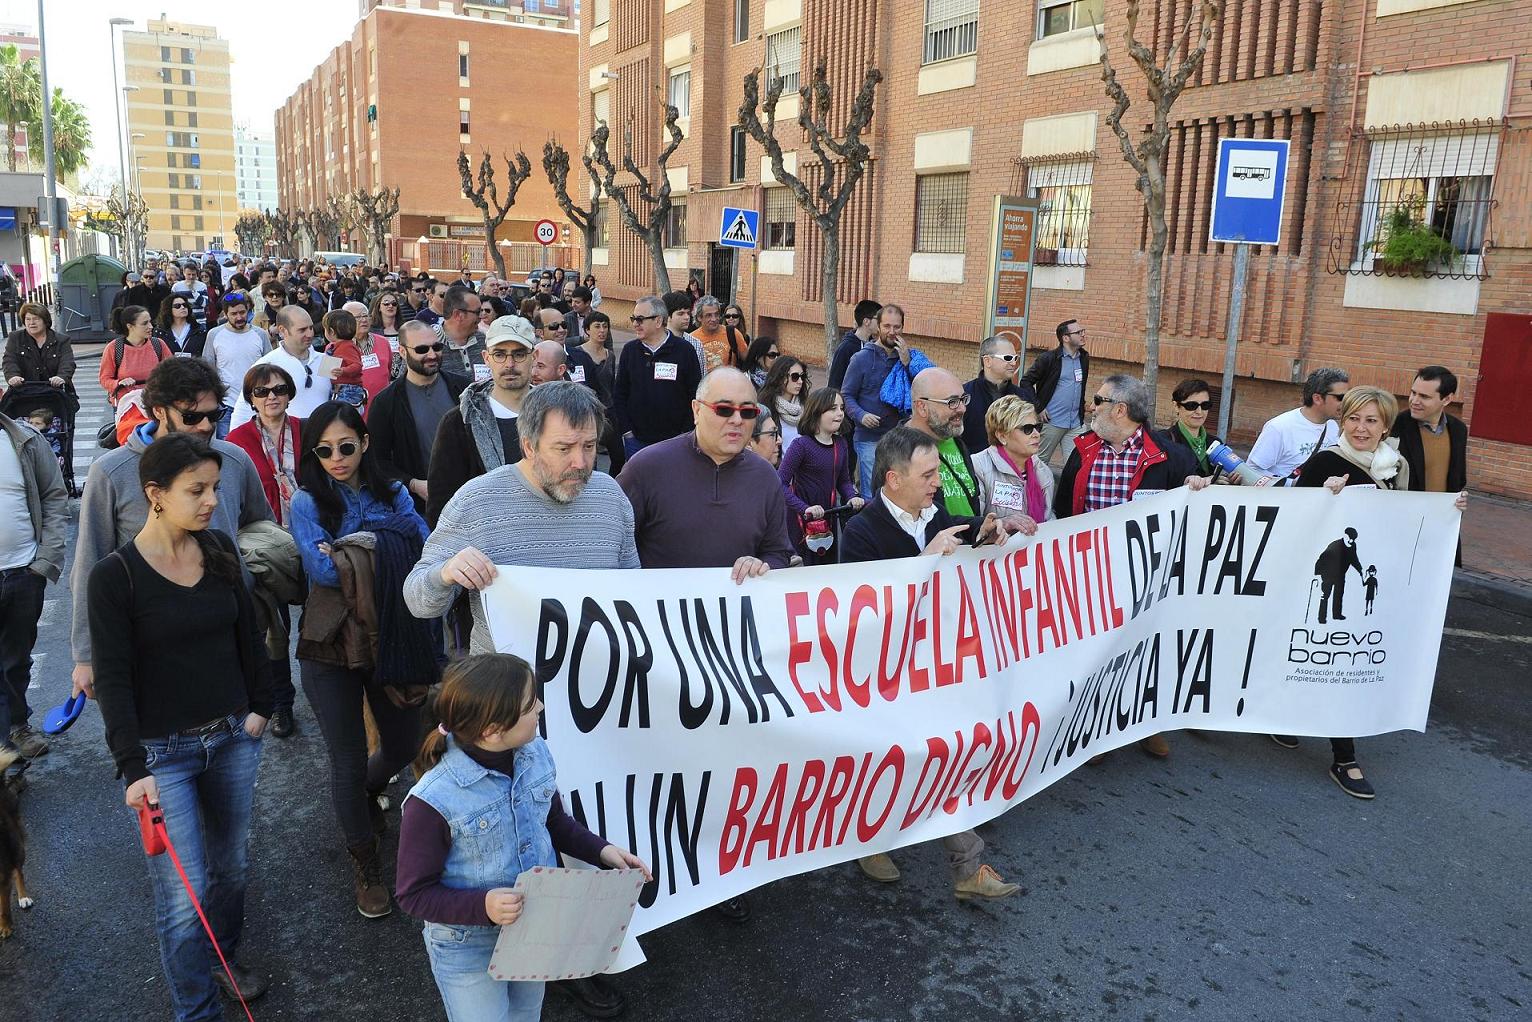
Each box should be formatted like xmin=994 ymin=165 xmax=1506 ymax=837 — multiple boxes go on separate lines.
xmin=1219 ymin=244 xmax=1250 ymax=439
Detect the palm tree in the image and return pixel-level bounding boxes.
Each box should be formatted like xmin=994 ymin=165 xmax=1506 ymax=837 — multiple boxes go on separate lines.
xmin=0 ymin=44 xmax=40 ymax=173
xmin=31 ymin=89 xmax=92 ymax=179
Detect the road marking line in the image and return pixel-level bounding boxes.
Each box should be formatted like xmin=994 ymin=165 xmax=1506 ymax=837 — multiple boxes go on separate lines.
xmin=1443 ymin=627 xmax=1532 ymax=645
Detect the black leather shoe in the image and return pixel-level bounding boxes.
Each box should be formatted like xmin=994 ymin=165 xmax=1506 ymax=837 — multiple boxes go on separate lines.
xmin=547 ymin=975 xmax=625 ymax=1018
xmin=270 ymin=707 xmax=297 ymax=738
xmin=713 ymin=895 xmax=750 ymax=922
xmin=213 ymin=962 xmax=269 ymax=1002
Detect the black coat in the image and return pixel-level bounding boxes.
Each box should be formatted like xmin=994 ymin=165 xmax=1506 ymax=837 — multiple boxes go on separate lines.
xmin=1390 ymin=411 xmax=1467 ymax=494
xmin=842 ymin=494 xmax=983 ymax=563
xmin=1019 ymin=343 xmax=1090 ymax=418
xmin=367 ymin=371 xmax=469 ymax=511
xmin=962 ymin=375 xmax=1038 ymax=454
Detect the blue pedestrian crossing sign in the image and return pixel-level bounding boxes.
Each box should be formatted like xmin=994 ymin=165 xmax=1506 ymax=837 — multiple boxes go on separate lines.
xmin=1209 ymin=138 xmax=1290 ymax=246
xmin=718 ymin=207 xmax=760 ymax=249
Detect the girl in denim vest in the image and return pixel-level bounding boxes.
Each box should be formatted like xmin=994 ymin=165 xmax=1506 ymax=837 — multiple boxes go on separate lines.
xmin=396 ymin=654 xmax=651 ymax=1021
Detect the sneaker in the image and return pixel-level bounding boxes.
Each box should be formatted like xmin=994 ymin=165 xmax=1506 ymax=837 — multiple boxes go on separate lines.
xmin=1271 ymin=734 xmax=1300 ymax=749
xmin=856 ymin=853 xmax=900 ymax=883
xmin=269 ymin=707 xmax=297 ymax=739
xmin=547 ymin=975 xmax=626 ymax=1019
xmin=8 ymin=725 xmax=48 ymax=759
xmin=954 ymin=863 xmax=1020 ymax=901
xmin=1329 ymin=762 xmax=1375 ymax=800
xmin=348 ymin=840 xmax=392 ymax=918
xmin=712 ymin=895 xmax=750 ymax=922
xmin=212 ymin=962 xmax=270 ymax=1002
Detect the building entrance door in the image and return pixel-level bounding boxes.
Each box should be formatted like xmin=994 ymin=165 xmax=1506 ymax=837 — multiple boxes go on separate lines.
xmin=708 ymin=244 xmax=735 ymax=306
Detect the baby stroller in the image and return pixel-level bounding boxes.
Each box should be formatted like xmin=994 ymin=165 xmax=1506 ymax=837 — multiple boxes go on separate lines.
xmin=1 ymin=382 xmax=77 ymax=496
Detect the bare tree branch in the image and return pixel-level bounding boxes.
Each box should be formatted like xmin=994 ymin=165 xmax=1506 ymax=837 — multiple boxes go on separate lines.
xmin=458 ymin=149 xmax=532 ymax=278
xmin=351 ymin=187 xmax=401 ymax=266
xmin=588 ymin=100 xmax=685 ymax=292
xmin=543 ymin=137 xmax=603 ymax=276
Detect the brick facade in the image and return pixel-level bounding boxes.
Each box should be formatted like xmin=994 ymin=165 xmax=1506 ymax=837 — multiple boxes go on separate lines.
xmin=580 ymin=0 xmax=1532 ymax=497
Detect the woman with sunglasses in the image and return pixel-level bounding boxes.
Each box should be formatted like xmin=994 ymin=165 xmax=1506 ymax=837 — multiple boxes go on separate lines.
xmin=289 ymin=401 xmax=431 ymax=920
xmin=155 ymin=293 xmax=207 ymax=358
xmin=1164 ymin=378 xmax=1225 ymax=479
xmin=369 ymin=291 xmax=406 ymax=382
xmin=226 ymin=364 xmax=301 ymax=526
xmin=757 ymin=355 xmax=808 ymax=447
xmin=739 ymin=335 xmax=779 ymax=389
xmin=972 ymin=395 xmax=1055 ymax=523
xmin=583 ymin=273 xmax=602 ymax=309
xmin=722 ymin=303 xmax=751 ymax=361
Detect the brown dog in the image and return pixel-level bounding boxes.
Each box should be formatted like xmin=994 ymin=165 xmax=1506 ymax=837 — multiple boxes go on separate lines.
xmin=0 ymin=749 xmax=33 ymax=939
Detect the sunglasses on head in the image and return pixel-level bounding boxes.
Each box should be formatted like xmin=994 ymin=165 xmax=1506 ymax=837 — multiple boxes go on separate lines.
xmin=410 ymin=342 xmax=446 ymax=355
xmin=1179 ymin=400 xmax=1213 ymax=411
xmin=313 ymin=440 xmax=360 ymax=460
xmin=252 ymin=385 xmax=294 ymax=399
xmin=173 ymin=406 xmax=222 ymax=427
xmin=699 ymin=400 xmax=760 ymax=420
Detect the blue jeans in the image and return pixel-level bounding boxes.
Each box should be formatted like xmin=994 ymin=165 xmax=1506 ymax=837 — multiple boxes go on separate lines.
xmin=140 ymin=716 xmax=264 ymax=1022
xmin=622 ymin=433 xmax=649 ymax=460
xmin=0 ymin=566 xmax=45 ymax=739
xmin=855 ymin=439 xmax=879 ymax=500
xmin=424 ymin=923 xmax=545 ymax=1022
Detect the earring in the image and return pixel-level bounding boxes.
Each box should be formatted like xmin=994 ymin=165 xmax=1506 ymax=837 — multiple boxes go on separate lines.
xmin=153 ymin=504 xmax=163 ymax=517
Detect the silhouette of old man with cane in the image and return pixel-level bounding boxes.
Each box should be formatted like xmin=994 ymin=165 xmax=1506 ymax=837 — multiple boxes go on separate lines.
xmin=1313 ymin=527 xmax=1363 ymax=624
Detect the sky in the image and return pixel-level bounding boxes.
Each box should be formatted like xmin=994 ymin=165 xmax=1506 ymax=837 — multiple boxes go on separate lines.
xmin=0 ymin=0 xmax=359 ymax=186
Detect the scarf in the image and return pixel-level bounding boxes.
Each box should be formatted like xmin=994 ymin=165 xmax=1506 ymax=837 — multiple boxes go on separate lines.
xmin=994 ymin=445 xmax=1047 ymax=522
xmin=258 ymin=415 xmax=297 ymax=525
xmin=1329 ymin=435 xmax=1408 ymax=489
xmin=460 ymin=379 xmax=510 ymax=471
xmin=1176 ymin=420 xmax=1211 ymax=474
xmin=775 ymin=395 xmax=802 ymax=428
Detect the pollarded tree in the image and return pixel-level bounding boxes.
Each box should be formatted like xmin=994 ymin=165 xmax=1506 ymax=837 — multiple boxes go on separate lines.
xmin=739 ymin=58 xmax=882 ymax=358
xmin=543 ymin=137 xmax=604 ymax=277
xmin=587 ymin=100 xmax=685 ymax=293
xmin=104 ymin=185 xmax=149 ymax=266
xmin=265 ymin=208 xmax=301 ymax=261
xmin=351 ymin=187 xmax=401 ymax=266
xmin=458 ymin=150 xmax=532 ymax=279
xmin=235 ymin=210 xmax=270 ymax=257
xmin=1097 ymin=0 xmax=1219 ymax=398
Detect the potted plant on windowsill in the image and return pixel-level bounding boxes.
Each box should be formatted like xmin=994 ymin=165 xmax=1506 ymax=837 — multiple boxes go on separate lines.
xmin=1366 ymin=198 xmax=1459 ymax=277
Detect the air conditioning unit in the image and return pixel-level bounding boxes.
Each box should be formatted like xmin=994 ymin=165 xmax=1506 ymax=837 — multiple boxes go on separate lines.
xmin=428 ymin=224 xmax=448 ymax=238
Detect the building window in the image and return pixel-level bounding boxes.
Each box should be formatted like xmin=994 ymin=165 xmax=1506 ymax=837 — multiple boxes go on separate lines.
xmin=1038 ymin=0 xmax=1102 ymax=40
xmin=664 ymin=199 xmax=687 ymax=249
xmin=169 ymin=194 xmax=179 ymax=210
xmin=592 ymin=89 xmax=610 ymax=130
xmin=667 ymin=67 xmax=691 ymax=119
xmin=729 ymin=127 xmax=747 ymax=182
xmin=914 ymin=172 xmax=970 ymax=254
xmin=188 ymin=153 xmax=201 ymax=168
xmin=186 ymin=91 xmax=196 ymax=107
xmin=459 ymin=110 xmax=470 ymax=137
xmin=1026 ymin=159 xmax=1093 ymax=264
xmin=925 ymin=0 xmax=980 ymax=63
xmin=168 ymin=173 xmax=180 ymax=188
xmin=166 ymin=153 xmax=178 ymax=168
xmin=163 ymin=88 xmax=174 ymax=105
xmin=594 ymin=0 xmax=610 ymax=27
xmin=182 ymin=69 xmax=195 ymax=85
xmin=160 ymin=46 xmax=170 ymax=62
xmin=181 ymin=47 xmax=195 ymax=64
xmin=734 ymin=0 xmax=749 ymax=43
xmin=159 ymin=68 xmax=171 ymax=83
xmin=764 ymin=188 xmax=796 ymax=250
xmin=766 ymin=27 xmax=801 ymax=95
xmin=459 ymin=52 xmax=469 ymax=81
xmin=165 ymin=110 xmax=175 ymax=126
xmin=1355 ymin=130 xmax=1496 ymax=273
xmin=596 ymin=199 xmax=611 ymax=247
xmin=187 ymin=112 xmax=197 ymax=128
xmin=189 ymin=174 xmax=202 ymax=189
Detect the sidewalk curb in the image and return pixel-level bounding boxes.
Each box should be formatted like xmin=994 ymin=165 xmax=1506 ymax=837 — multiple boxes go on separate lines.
xmin=1452 ymin=569 xmax=1532 ymax=619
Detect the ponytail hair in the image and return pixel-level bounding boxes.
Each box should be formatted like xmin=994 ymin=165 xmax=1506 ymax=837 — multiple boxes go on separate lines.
xmin=414 ymin=653 xmax=537 ymax=777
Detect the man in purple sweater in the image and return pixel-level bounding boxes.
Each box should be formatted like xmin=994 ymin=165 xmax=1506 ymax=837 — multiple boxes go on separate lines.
xmin=619 ymin=367 xmax=794 ymax=583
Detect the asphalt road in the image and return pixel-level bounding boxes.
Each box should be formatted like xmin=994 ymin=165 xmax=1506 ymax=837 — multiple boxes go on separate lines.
xmin=2 ymin=390 xmax=1529 ymax=1022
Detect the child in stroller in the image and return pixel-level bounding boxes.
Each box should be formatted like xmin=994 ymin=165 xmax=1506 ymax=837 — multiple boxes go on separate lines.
xmin=25 ymin=407 xmax=65 ymax=471
xmin=1 ymin=382 xmax=76 ymax=496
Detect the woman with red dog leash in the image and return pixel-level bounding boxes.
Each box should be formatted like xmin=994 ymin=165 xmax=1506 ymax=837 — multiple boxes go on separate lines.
xmin=89 ymin=433 xmax=274 ymax=1020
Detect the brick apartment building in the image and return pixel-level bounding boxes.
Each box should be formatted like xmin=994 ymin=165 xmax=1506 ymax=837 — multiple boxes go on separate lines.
xmin=275 ymin=1 xmax=579 ymax=268
xmin=578 ymin=0 xmax=1532 ymax=498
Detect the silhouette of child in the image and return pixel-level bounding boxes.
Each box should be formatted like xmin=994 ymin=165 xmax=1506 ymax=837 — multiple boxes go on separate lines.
xmin=1363 ymin=566 xmax=1379 ymax=615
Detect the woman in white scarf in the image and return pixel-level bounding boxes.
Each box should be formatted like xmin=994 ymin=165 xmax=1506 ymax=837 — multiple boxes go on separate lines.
xmin=1285 ymin=385 xmax=1467 ymax=801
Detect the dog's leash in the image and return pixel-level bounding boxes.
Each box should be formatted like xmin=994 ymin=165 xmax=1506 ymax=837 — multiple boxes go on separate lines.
xmin=138 ymin=800 xmax=258 ymax=1022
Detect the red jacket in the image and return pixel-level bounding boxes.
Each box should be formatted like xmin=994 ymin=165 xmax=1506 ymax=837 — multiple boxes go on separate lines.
xmin=1054 ymin=427 xmax=1198 ymax=519
xmin=226 ymin=416 xmax=302 ymax=526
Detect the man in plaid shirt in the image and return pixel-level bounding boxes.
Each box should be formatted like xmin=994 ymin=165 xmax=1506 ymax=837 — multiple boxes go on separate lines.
xmin=1054 ymin=373 xmax=1209 ymax=759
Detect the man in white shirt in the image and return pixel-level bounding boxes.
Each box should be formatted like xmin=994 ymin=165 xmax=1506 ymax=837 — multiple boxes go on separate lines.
xmin=230 ymin=305 xmax=331 ymax=427
xmin=1246 ymin=368 xmax=1350 ymax=486
xmin=203 ymin=292 xmax=271 ymax=438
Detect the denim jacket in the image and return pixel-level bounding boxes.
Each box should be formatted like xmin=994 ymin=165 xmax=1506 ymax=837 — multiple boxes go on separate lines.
xmin=288 ymin=479 xmax=425 ymax=589
xmin=407 ymin=737 xmax=560 ymax=905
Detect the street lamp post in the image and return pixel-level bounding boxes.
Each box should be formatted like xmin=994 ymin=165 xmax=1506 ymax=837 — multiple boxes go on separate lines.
xmin=109 ymin=17 xmax=134 ymax=267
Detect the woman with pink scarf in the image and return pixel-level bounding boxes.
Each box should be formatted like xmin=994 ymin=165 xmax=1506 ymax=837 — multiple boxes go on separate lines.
xmin=972 ymin=395 xmax=1055 ymax=524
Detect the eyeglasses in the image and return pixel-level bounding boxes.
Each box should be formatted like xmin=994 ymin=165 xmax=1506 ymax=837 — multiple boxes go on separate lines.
xmin=765 ymin=350 xmax=780 ymax=358
xmin=986 ymin=353 xmax=1018 ymax=363
xmin=1325 ymin=390 xmax=1348 ymax=400
xmin=725 ymin=313 xmax=742 ymax=320
xmin=1178 ymin=400 xmax=1213 ymax=411
xmin=1014 ymin=423 xmax=1043 ymax=436
xmin=411 ymin=287 xmax=427 ymax=294
xmin=919 ymin=393 xmax=970 ymax=412
xmin=699 ymin=400 xmax=761 ymax=421
xmin=313 ymin=440 xmax=360 ymax=460
xmin=381 ymin=300 xmax=397 ymax=306
xmin=174 ymin=406 xmax=222 ymax=427
xmin=487 ymin=347 xmax=532 ymax=363
xmin=629 ymin=314 xmax=661 ymax=324
xmin=252 ymin=385 xmax=295 ymax=399
xmin=409 ymin=343 xmax=446 ymax=355
xmin=1093 ymin=394 xmax=1121 ymax=406
xmin=172 ymin=302 xmax=189 ymax=309
xmin=755 ymin=428 xmax=781 ymax=439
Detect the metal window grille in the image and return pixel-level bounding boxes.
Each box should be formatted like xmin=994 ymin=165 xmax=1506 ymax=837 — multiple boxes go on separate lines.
xmin=1023 ymin=157 xmax=1093 ymax=264
xmin=1326 ymin=120 xmax=1500 ymax=280
xmin=664 ymin=201 xmax=687 ymax=249
xmin=730 ymin=127 xmax=747 ymax=182
xmin=914 ymin=172 xmax=969 ymax=254
xmin=765 ymin=188 xmax=797 ymax=250
xmin=924 ymin=0 xmax=980 ymax=64
xmin=1038 ymin=0 xmax=1102 ymax=39
xmin=668 ymin=68 xmax=691 ymax=118
xmin=767 ymin=28 xmax=801 ymax=95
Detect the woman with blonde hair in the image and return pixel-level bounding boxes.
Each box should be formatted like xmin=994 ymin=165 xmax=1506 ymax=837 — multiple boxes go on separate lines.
xmin=972 ymin=394 xmax=1054 ymax=523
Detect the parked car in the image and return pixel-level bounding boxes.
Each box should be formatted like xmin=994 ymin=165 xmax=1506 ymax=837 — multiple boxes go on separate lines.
xmin=315 ymin=250 xmax=366 ymax=269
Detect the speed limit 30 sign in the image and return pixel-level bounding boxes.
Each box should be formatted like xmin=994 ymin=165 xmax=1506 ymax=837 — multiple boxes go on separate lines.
xmin=534 ymin=219 xmax=559 ymax=246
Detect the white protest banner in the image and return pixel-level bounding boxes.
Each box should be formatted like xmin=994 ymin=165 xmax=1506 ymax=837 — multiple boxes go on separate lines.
xmin=482 ymin=487 xmax=1459 ymax=951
